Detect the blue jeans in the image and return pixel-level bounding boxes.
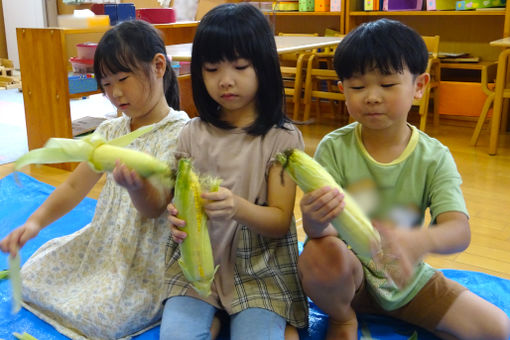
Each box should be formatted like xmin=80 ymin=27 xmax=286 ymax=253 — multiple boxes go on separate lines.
xmin=160 ymin=296 xmax=286 ymax=340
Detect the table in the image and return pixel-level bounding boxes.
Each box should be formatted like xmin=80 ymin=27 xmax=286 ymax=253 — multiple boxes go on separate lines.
xmin=166 ymin=35 xmax=343 ymax=61
xmin=488 ymin=37 xmax=510 ymax=155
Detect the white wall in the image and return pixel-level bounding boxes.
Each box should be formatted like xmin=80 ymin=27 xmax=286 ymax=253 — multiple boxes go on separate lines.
xmin=2 ymin=0 xmax=56 ymax=68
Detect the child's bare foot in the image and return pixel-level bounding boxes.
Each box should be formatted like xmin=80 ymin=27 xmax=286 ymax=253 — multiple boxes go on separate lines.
xmin=326 ymin=309 xmax=358 ymax=340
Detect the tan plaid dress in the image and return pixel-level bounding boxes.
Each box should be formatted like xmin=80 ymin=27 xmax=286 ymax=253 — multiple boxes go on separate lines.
xmin=164 ymin=118 xmax=309 ymax=328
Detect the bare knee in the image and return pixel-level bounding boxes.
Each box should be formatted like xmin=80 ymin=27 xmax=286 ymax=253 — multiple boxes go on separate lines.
xmin=480 ymin=311 xmax=510 ymax=340
xmin=298 ymin=236 xmax=357 ymax=288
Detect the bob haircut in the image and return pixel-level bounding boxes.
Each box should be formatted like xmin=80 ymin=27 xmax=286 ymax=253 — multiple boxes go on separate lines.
xmin=334 ymin=18 xmax=428 ymax=81
xmin=94 ymin=20 xmax=180 ymax=110
xmin=191 ymin=3 xmax=288 ymax=136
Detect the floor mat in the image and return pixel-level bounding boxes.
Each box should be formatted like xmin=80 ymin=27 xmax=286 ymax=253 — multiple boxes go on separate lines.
xmin=1 ymin=173 xmax=509 ymax=339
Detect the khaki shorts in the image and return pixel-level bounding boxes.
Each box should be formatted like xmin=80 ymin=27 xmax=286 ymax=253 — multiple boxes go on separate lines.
xmin=351 ymin=271 xmax=467 ymax=332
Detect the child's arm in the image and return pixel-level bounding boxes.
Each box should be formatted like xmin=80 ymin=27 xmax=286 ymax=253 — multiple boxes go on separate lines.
xmin=201 ymin=163 xmax=298 ymax=238
xmin=301 ymin=186 xmax=345 ymax=239
xmin=0 ymin=163 xmax=103 ymax=256
xmin=376 ymin=211 xmax=470 ymax=286
xmin=113 ymin=162 xmax=172 ymax=218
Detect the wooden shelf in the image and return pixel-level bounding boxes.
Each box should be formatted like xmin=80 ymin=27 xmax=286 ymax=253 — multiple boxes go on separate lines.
xmin=265 ymin=11 xmax=342 ymax=16
xmin=349 ymin=10 xmax=504 ymax=16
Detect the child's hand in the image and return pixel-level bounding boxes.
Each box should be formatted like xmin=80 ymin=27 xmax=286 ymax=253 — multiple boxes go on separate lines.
xmin=373 ymin=221 xmax=423 ymax=288
xmin=167 ymin=203 xmax=187 ymax=243
xmin=201 ymin=187 xmax=238 ymax=222
xmin=301 ymin=186 xmax=345 ymax=238
xmin=112 ymin=160 xmax=144 ymax=192
xmin=0 ymin=221 xmax=41 ymax=256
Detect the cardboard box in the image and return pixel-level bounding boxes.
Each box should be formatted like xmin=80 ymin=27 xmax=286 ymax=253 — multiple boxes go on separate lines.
xmin=434 ymin=0 xmax=457 ymax=10
xmin=383 ymin=0 xmax=423 ymax=11
xmin=315 ymin=0 xmax=331 ymax=11
xmin=438 ymin=81 xmax=493 ymax=117
xmin=330 ymin=0 xmax=341 ymax=11
xmin=299 ymin=0 xmax=315 ymax=11
xmin=456 ymin=0 xmax=505 ymax=10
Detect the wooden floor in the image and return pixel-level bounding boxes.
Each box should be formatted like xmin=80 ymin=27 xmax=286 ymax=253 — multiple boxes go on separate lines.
xmin=2 ymin=116 xmax=510 ymax=279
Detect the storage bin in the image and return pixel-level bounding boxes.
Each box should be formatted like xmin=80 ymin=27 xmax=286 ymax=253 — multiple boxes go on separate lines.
xmin=180 ymin=61 xmax=191 ymax=75
xmin=434 ymin=0 xmax=457 ymax=9
xmin=438 ymin=81 xmax=493 ymax=117
xmin=91 ymin=3 xmax=135 ymax=25
xmin=274 ymin=1 xmax=299 ymax=10
xmin=456 ymin=0 xmax=505 ymax=9
xmin=136 ymin=8 xmax=176 ymax=24
xmin=68 ymin=74 xmax=97 ymax=94
xmin=330 ymin=0 xmax=342 ymax=10
xmin=299 ymin=0 xmax=315 ymax=11
xmin=69 ymin=57 xmax=94 ymax=74
xmin=383 ymin=0 xmax=423 ymax=10
xmin=315 ymin=0 xmax=331 ymax=11
xmin=76 ymin=43 xmax=98 ymax=60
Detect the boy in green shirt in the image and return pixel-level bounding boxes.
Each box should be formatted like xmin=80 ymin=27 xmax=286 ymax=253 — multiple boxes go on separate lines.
xmin=298 ymin=18 xmax=510 ymax=340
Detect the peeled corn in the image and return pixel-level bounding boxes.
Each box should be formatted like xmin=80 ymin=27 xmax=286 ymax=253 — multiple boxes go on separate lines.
xmin=14 ymin=126 xmax=173 ymax=188
xmin=277 ymin=149 xmax=381 ymax=259
xmin=174 ymin=159 xmax=220 ymax=297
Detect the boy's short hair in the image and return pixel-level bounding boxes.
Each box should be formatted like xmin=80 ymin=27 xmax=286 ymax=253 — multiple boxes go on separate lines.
xmin=334 ymin=18 xmax=428 ymax=80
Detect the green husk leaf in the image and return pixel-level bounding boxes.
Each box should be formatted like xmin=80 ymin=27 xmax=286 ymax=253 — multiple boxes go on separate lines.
xmin=8 ymin=253 xmax=22 ymax=314
xmin=13 ymin=332 xmax=38 ymax=340
xmin=0 ymin=269 xmax=8 ymax=279
xmin=14 ymin=126 xmax=174 ymax=187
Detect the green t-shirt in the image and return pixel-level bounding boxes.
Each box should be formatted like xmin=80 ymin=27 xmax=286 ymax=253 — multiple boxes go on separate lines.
xmin=314 ymin=123 xmax=469 ymax=311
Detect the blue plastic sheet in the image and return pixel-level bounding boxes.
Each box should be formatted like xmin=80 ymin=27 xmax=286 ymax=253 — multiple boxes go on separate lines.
xmin=1 ymin=173 xmax=510 ymax=339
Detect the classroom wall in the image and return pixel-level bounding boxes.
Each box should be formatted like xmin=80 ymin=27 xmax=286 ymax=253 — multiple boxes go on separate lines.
xmin=0 ymin=0 xmax=7 ymax=59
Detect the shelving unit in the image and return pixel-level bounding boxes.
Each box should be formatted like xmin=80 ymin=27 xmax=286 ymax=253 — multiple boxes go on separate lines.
xmin=16 ymin=22 xmax=198 ymax=171
xmin=345 ymin=1 xmax=506 ymax=62
xmin=265 ymin=11 xmax=343 ymax=34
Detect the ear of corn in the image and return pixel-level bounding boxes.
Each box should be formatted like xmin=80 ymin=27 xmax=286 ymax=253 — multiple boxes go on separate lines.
xmin=174 ymin=158 xmax=221 ymax=297
xmin=8 ymin=253 xmax=22 ymax=314
xmin=276 ymin=149 xmax=381 ymax=259
xmin=14 ymin=127 xmax=174 ymax=188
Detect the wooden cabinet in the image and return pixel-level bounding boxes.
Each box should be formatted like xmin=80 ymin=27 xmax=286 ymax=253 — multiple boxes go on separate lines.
xmin=344 ymin=2 xmax=507 ymax=62
xmin=16 ymin=22 xmax=198 ymax=171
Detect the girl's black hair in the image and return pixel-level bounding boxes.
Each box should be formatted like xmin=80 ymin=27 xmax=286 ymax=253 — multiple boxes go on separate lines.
xmin=191 ymin=3 xmax=288 ymax=136
xmin=94 ymin=20 xmax=180 ymax=110
xmin=334 ymin=18 xmax=428 ymax=81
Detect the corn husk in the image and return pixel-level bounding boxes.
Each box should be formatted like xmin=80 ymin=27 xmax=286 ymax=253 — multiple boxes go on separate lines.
xmin=277 ymin=149 xmax=381 ymax=259
xmin=14 ymin=126 xmax=174 ymax=188
xmin=13 ymin=332 xmax=38 ymax=340
xmin=8 ymin=252 xmax=22 ymax=314
xmin=174 ymin=158 xmax=221 ymax=297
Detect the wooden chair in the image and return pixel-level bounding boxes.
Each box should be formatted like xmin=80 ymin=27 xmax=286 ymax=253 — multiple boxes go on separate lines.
xmin=415 ymin=35 xmax=441 ymax=131
xmin=302 ymin=51 xmax=345 ymax=122
xmin=278 ymin=33 xmax=319 ymax=121
xmin=470 ymin=61 xmax=510 ymax=147
xmin=301 ymin=35 xmax=441 ymax=130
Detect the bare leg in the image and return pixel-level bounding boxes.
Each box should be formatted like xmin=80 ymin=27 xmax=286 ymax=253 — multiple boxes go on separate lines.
xmin=210 ymin=314 xmax=221 ymax=340
xmin=298 ymin=236 xmax=364 ymax=340
xmin=285 ymin=324 xmax=299 ymax=340
xmin=435 ymin=290 xmax=510 ymax=340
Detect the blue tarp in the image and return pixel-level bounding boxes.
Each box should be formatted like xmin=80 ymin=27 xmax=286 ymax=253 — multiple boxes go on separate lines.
xmin=1 ymin=172 xmax=509 ymax=339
